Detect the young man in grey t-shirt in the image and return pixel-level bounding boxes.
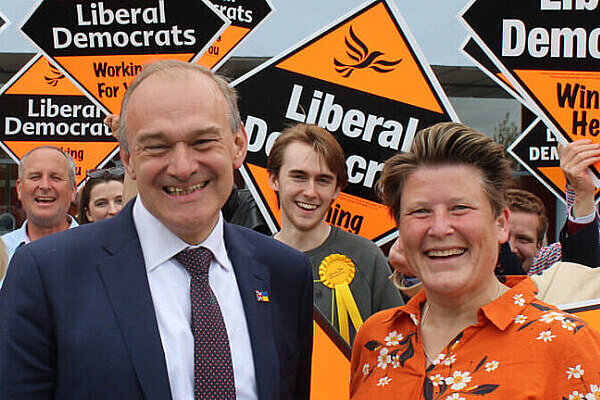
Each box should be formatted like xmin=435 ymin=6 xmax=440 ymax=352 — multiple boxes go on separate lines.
xmin=267 ymin=123 xmax=402 ymax=345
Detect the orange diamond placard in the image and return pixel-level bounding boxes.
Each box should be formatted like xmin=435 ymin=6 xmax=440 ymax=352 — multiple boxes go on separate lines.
xmin=462 ymin=0 xmax=600 ymax=176
xmin=0 ymin=54 xmax=119 ymax=187
xmin=233 ymin=0 xmax=457 ymax=244
xmin=508 ymin=119 xmax=600 ymax=204
xmin=20 ymin=0 xmax=229 ymax=114
xmin=197 ymin=0 xmax=274 ymax=70
xmin=460 ymin=36 xmax=600 ymax=205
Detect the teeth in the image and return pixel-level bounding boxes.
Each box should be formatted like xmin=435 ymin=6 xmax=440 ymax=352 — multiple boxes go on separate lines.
xmin=35 ymin=197 xmax=55 ymax=203
xmin=296 ymin=201 xmax=318 ymax=210
xmin=426 ymin=249 xmax=465 ymax=257
xmin=165 ymin=182 xmax=207 ymax=195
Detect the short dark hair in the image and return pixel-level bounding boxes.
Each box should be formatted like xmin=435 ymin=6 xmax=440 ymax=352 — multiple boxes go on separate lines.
xmin=267 ymin=123 xmax=347 ymax=189
xmin=505 ymin=188 xmax=548 ymax=244
xmin=378 ymin=122 xmax=511 ymax=223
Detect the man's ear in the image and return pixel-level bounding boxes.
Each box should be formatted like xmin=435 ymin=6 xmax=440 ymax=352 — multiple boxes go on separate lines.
xmin=120 ymin=148 xmax=136 ymax=181
xmin=16 ymin=179 xmax=22 ymax=201
xmin=268 ymin=173 xmax=279 ymax=192
xmin=69 ymin=184 xmax=76 ymax=204
xmin=232 ymin=125 xmax=248 ymax=170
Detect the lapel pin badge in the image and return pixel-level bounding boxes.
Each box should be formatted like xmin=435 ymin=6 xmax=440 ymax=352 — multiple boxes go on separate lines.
xmin=255 ymin=290 xmax=270 ymax=302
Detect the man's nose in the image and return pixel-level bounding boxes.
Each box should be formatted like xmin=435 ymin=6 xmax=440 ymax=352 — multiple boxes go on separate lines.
xmin=38 ymin=175 xmax=52 ymax=190
xmin=167 ymin=144 xmax=198 ymax=180
xmin=301 ymin=179 xmax=318 ymax=197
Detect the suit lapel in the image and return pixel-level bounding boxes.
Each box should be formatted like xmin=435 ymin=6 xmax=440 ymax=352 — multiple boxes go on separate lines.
xmin=224 ymin=224 xmax=278 ymax=400
xmin=96 ymin=203 xmax=172 ymax=400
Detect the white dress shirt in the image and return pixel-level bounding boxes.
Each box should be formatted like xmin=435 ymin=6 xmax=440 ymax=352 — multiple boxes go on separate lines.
xmin=133 ymin=197 xmax=258 ymax=400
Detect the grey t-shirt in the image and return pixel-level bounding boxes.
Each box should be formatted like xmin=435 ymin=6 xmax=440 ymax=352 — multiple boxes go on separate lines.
xmin=305 ymin=226 xmax=403 ymax=344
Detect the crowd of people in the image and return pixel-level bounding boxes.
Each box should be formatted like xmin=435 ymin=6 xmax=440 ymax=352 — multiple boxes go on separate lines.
xmin=1 ymin=59 xmax=600 ymax=399
xmin=0 ymin=148 xmax=126 ymax=285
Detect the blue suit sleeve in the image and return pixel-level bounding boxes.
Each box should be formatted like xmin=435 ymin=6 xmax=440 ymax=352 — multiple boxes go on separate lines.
xmin=294 ymin=256 xmax=313 ymax=400
xmin=0 ymin=248 xmax=56 ymax=399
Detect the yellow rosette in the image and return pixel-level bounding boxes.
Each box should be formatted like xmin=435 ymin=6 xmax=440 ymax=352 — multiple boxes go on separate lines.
xmin=319 ymin=254 xmax=363 ymax=343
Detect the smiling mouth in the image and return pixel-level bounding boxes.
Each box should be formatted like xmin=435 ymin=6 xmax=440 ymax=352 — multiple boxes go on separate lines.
xmin=426 ymin=248 xmax=466 ymax=258
xmin=296 ymin=201 xmax=319 ymax=211
xmin=35 ymin=196 xmax=56 ymax=204
xmin=164 ymin=182 xmax=208 ymax=196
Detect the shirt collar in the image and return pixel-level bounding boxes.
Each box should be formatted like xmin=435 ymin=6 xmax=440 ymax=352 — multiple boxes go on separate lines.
xmin=20 ymin=220 xmax=31 ymax=245
xmin=132 ymin=196 xmax=229 ymax=273
xmin=21 ymin=215 xmax=78 ymax=244
xmin=480 ymin=276 xmax=538 ymax=330
xmin=393 ymin=276 xmax=539 ymax=331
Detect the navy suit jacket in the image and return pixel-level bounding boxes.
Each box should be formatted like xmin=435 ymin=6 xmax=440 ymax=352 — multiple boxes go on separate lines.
xmin=0 ymin=202 xmax=313 ymax=399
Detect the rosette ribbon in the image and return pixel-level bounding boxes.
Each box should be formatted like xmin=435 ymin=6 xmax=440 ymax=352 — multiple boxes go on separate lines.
xmin=318 ymin=254 xmax=363 ymax=342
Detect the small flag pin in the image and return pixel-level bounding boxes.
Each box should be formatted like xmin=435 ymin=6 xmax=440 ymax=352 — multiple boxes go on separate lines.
xmin=255 ymin=290 xmax=270 ymax=302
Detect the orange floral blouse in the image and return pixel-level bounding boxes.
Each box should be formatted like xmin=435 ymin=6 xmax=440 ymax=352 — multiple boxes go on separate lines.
xmin=350 ymin=277 xmax=600 ymax=399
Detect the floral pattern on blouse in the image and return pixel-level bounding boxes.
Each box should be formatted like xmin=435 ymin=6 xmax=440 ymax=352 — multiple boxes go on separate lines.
xmin=359 ymin=328 xmax=500 ymax=399
xmin=350 ymin=277 xmax=600 ymax=400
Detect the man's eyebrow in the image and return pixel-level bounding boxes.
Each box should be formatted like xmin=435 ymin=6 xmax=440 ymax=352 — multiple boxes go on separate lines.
xmin=288 ymin=169 xmax=307 ymax=175
xmin=316 ymin=173 xmax=335 ymax=179
xmin=136 ymin=126 xmax=223 ymax=142
xmin=136 ymin=131 xmax=168 ymax=143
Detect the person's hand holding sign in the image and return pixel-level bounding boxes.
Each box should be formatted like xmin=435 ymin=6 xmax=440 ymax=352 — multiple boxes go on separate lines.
xmin=559 ymin=140 xmax=600 ymax=218
xmin=103 ymin=114 xmax=120 ymax=136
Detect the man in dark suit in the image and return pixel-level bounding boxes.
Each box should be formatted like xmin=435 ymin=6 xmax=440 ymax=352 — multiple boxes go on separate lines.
xmin=0 ymin=60 xmax=313 ymax=400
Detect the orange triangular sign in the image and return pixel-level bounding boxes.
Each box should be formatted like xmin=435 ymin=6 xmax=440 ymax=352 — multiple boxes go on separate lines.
xmin=515 ymin=70 xmax=600 ymax=146
xmin=197 ymin=27 xmax=251 ymax=69
xmin=276 ymin=1 xmax=443 ymax=113
xmin=5 ymin=57 xmax=82 ymax=96
xmin=56 ymin=54 xmax=194 ymax=114
xmin=0 ymin=54 xmax=120 ymax=188
xmin=234 ymin=0 xmax=456 ymax=245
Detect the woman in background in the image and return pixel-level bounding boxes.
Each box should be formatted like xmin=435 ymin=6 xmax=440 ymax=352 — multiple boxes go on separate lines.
xmin=77 ymin=167 xmax=125 ymax=224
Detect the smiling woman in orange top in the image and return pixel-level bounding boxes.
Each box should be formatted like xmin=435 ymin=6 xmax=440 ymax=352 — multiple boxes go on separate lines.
xmin=350 ymin=122 xmax=600 ymax=399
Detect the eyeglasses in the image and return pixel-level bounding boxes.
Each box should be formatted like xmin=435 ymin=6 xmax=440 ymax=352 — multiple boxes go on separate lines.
xmin=86 ymin=167 xmax=125 ymax=179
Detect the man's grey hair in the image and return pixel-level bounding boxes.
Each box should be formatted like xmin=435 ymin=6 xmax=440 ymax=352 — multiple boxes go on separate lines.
xmin=19 ymin=145 xmax=77 ymax=187
xmin=116 ymin=59 xmax=242 ymax=153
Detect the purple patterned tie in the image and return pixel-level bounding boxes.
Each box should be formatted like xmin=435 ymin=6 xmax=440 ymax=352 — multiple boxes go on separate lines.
xmin=175 ymin=247 xmax=236 ymax=399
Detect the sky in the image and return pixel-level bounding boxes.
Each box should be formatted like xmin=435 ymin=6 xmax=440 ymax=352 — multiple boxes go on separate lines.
xmin=0 ymin=0 xmax=473 ymax=66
